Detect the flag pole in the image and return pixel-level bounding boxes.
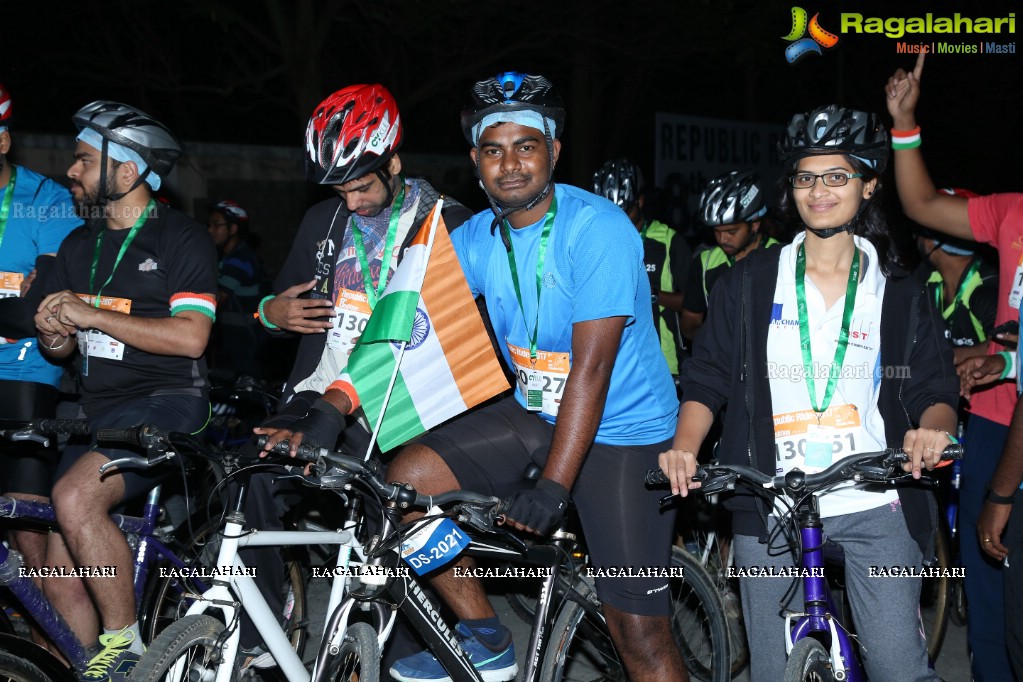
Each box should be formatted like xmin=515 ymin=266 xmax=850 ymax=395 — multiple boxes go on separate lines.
xmin=363 ymin=197 xmax=445 ymax=461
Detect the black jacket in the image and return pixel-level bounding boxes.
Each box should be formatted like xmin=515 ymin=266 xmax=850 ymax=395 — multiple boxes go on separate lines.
xmin=681 ymin=245 xmax=959 ymax=556
xmin=271 ymin=181 xmax=472 ymax=405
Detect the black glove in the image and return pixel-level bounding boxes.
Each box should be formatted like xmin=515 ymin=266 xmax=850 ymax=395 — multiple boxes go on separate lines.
xmin=289 ymin=398 xmax=347 ymax=449
xmin=501 ymin=478 xmax=570 ymax=535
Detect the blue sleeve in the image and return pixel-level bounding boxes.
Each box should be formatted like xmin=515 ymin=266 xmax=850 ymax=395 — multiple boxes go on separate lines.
xmin=450 ymin=223 xmax=481 ymax=298
xmin=567 ymin=212 xmax=641 ymax=324
xmin=34 ymin=180 xmax=82 ymax=253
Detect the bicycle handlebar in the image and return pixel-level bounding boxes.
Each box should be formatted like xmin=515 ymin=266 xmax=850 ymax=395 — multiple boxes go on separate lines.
xmin=646 ymin=445 xmax=964 ymax=496
xmin=0 ymin=418 xmax=92 ymax=447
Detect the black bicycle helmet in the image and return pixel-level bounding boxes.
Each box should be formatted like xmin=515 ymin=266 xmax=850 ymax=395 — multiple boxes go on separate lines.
xmin=779 ymin=104 xmax=889 ymax=172
xmin=73 ymin=101 xmax=181 ymax=178
xmin=593 ymin=159 xmax=644 ymax=210
xmin=698 ymin=171 xmax=767 ymax=227
xmin=460 ymin=72 xmax=565 ymax=146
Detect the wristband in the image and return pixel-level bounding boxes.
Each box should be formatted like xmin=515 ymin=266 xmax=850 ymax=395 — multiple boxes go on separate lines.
xmin=327 ymin=379 xmax=361 ymax=412
xmin=40 ymin=334 xmax=70 ymax=351
xmin=985 ymin=488 xmax=1016 ymax=505
xmin=891 ymin=126 xmax=921 ymax=150
xmin=945 ymin=431 xmax=958 ymax=445
xmin=998 ymin=351 xmax=1014 ymax=380
xmin=257 ymin=295 xmax=279 ymax=330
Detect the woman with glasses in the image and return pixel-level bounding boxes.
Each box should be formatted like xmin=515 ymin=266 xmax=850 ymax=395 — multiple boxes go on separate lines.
xmin=658 ymin=104 xmax=959 ymax=682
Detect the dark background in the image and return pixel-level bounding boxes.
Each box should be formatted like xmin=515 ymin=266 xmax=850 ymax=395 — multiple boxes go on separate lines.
xmin=4 ymin=0 xmax=1021 ymax=222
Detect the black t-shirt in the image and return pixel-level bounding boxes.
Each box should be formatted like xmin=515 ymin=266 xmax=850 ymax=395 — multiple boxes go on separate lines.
xmin=49 ymin=206 xmax=218 ymax=415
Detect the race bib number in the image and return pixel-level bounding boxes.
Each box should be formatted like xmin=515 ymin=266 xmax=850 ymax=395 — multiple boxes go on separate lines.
xmin=399 ymin=508 xmax=470 ymax=576
xmin=75 ymin=295 xmax=133 ymax=371
xmin=0 ymin=271 xmax=24 ymax=299
xmin=507 ymin=342 xmax=570 ymax=416
xmin=1010 ymin=251 xmax=1023 ymax=310
xmin=773 ymin=404 xmax=863 ymax=473
xmin=326 ymin=288 xmax=372 ymax=353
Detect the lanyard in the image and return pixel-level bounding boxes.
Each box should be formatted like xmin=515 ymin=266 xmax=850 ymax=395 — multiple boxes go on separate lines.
xmin=501 ymin=197 xmax=557 ymax=364
xmin=935 ymin=259 xmax=981 ymax=318
xmin=350 ymin=182 xmax=405 ymax=310
xmin=0 ymin=166 xmax=18 ymax=252
xmin=89 ymin=199 xmax=155 ymax=305
xmin=795 ymin=242 xmax=860 ymax=417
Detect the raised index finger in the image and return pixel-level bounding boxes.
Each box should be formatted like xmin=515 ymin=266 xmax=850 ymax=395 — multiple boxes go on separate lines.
xmin=913 ymin=50 xmax=926 ymax=80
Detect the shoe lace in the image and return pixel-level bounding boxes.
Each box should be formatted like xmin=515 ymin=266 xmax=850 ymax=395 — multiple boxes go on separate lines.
xmin=84 ymin=631 xmax=134 ymax=677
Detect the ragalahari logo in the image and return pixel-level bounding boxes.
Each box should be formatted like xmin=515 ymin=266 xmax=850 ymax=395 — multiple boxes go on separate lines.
xmin=783 ymin=7 xmax=839 ymax=63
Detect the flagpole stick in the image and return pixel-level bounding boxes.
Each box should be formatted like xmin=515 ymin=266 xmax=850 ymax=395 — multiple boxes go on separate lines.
xmin=362 ymin=197 xmax=445 ymax=461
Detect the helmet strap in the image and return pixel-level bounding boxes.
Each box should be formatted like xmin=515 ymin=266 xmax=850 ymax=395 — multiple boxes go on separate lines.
xmin=99 ymin=138 xmax=152 ymax=204
xmin=804 ymin=201 xmax=868 ymax=240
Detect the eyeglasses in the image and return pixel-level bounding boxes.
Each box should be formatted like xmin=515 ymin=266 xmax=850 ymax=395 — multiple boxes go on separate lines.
xmin=788 ymin=171 xmax=863 ymax=189
xmin=207 ymin=222 xmax=229 ymax=229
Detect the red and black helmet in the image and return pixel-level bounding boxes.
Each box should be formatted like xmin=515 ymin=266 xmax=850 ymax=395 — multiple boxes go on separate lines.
xmin=305 ymin=84 xmax=403 ymax=186
xmin=0 ymin=84 xmax=12 ymax=128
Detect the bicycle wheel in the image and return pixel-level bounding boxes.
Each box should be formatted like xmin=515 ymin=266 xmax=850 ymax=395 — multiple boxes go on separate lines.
xmin=670 ymin=547 xmax=731 ymax=681
xmin=138 ymin=518 xmax=308 ymax=655
xmin=130 ymin=614 xmax=238 ymax=682
xmin=540 ymin=547 xmax=730 ymax=682
xmin=0 ymin=650 xmax=54 ymax=682
xmin=782 ymin=637 xmax=834 ymax=682
xmin=921 ymin=522 xmax=951 ymax=661
xmin=327 ymin=622 xmax=380 ymax=682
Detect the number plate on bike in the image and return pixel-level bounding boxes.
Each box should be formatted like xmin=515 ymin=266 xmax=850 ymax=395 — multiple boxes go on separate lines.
xmin=400 ymin=509 xmax=470 ymax=576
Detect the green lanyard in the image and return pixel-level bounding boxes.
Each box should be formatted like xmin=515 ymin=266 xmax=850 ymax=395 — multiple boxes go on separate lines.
xmin=935 ymin=259 xmax=981 ymax=318
xmin=0 ymin=166 xmax=18 ymax=253
xmin=89 ymin=199 xmax=155 ymax=305
xmin=350 ymin=181 xmax=405 ymax=310
xmin=795 ymin=242 xmax=860 ymax=417
xmin=501 ymin=197 xmax=557 ymax=364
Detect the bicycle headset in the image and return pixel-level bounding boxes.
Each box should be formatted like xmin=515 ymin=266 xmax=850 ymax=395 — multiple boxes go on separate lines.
xmin=592 ymin=158 xmax=644 ymax=211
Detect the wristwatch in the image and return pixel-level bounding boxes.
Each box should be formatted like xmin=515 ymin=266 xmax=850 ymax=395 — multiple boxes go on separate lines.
xmin=985 ymin=488 xmax=1016 ymax=505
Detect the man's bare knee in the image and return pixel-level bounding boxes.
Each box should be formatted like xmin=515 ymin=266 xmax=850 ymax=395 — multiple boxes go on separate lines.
xmin=388 ymin=444 xmax=460 ymax=495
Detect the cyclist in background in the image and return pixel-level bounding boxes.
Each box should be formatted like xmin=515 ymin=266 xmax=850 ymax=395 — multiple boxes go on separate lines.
xmin=680 ymin=170 xmax=778 ymax=343
xmin=659 ymin=104 xmax=958 ymax=681
xmin=0 ymin=83 xmax=82 ymax=579
xmin=34 ymin=101 xmax=217 ymax=681
xmin=593 ymin=158 xmax=690 ymax=385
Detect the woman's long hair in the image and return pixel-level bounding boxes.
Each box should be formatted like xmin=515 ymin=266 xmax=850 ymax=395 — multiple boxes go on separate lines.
xmin=778 ymin=154 xmax=907 ymax=277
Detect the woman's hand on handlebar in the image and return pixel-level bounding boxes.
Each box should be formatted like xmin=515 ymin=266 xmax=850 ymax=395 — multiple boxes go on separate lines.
xmin=657 ymin=448 xmax=701 ymax=497
xmin=901 ymin=428 xmax=955 ymax=479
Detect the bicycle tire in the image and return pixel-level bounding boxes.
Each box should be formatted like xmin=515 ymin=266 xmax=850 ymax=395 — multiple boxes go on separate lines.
xmin=327 ymin=622 xmax=380 ymax=682
xmin=138 ymin=518 xmax=308 ymax=654
xmin=0 ymin=650 xmax=53 ymax=682
xmin=540 ymin=546 xmax=730 ymax=682
xmin=921 ymin=521 xmax=951 ymax=661
xmin=129 ymin=614 xmax=238 ymax=682
xmin=782 ymin=637 xmax=834 ymax=682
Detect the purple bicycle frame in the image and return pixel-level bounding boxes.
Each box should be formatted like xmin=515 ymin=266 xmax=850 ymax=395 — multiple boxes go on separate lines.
xmin=0 ymin=488 xmax=207 ymax=675
xmin=788 ymin=510 xmax=865 ymax=682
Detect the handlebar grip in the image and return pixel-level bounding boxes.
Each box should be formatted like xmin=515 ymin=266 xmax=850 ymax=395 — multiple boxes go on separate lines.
xmin=96 ymin=426 xmax=144 ymax=446
xmin=943 ymin=444 xmax=964 ymax=460
xmin=34 ymin=419 xmax=91 ymax=436
xmin=254 ymin=435 xmax=322 ymax=463
xmin=645 ymin=468 xmax=670 ymax=486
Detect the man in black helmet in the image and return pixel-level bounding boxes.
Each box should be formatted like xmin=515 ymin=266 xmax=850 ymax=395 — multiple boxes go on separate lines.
xmin=382 ymin=72 xmax=687 ymax=682
xmin=34 ymin=101 xmax=217 ymax=681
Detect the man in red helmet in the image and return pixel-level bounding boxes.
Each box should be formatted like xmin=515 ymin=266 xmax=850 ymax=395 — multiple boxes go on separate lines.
xmin=238 ymin=84 xmax=473 ymax=670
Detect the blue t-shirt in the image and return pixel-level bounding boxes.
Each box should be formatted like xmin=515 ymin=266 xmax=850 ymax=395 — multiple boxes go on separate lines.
xmin=451 ymin=184 xmax=678 ymax=445
xmin=0 ymin=165 xmax=82 ymax=386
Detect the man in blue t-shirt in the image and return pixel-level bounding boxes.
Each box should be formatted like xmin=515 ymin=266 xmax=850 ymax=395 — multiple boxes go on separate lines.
xmin=381 ymin=72 xmax=686 ymax=682
xmin=0 ymin=83 xmax=82 ymax=574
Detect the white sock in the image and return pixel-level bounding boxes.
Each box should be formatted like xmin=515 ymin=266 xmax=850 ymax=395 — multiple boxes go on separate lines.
xmin=105 ymin=621 xmax=145 ymax=655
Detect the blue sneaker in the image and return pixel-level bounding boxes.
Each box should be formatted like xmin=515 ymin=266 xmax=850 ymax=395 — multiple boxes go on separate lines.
xmin=389 ymin=623 xmax=517 ymax=682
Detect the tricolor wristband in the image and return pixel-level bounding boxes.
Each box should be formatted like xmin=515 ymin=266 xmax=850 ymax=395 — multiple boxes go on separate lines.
xmin=257 ymin=295 xmax=279 ymax=330
xmin=891 ymin=126 xmax=921 ymax=150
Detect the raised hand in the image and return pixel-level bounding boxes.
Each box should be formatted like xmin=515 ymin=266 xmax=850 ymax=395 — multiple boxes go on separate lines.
xmin=886 ymin=51 xmax=926 ymax=128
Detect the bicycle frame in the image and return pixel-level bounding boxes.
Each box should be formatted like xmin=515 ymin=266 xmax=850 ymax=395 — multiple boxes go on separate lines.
xmin=0 ymin=487 xmax=204 ymax=675
xmin=782 ymin=498 xmax=864 ymax=682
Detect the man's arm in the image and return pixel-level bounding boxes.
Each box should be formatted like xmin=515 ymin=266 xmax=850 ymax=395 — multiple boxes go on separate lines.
xmin=885 ymin=52 xmax=973 ymax=240
xmin=37 ymin=290 xmax=211 ymax=358
xmin=978 ymin=398 xmax=1023 ymax=560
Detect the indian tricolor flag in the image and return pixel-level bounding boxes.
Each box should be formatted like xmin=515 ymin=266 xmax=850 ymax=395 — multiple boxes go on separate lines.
xmin=340 ymin=200 xmax=508 ymax=452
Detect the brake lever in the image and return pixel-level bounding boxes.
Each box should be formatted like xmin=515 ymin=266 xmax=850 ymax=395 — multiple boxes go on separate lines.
xmin=7 ymin=429 xmax=50 ymax=447
xmin=98 ymin=451 xmax=175 ymax=474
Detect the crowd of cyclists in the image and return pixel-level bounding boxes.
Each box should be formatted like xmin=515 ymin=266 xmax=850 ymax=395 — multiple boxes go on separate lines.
xmin=0 ymin=49 xmax=1020 ymax=682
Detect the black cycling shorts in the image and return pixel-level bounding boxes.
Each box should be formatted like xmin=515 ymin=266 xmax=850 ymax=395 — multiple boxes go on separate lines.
xmin=418 ymin=395 xmax=676 ymax=617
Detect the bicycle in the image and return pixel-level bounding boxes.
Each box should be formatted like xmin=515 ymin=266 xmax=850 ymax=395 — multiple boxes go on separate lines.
xmin=647 ymin=445 xmax=963 ymax=682
xmin=0 ymin=419 xmax=227 ymax=680
xmin=130 ymin=431 xmax=732 ymax=682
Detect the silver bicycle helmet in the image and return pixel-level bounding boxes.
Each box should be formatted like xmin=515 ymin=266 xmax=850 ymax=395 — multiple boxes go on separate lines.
xmin=698 ymin=171 xmax=767 ymax=227
xmin=779 ymin=104 xmax=889 ymax=172
xmin=593 ymin=159 xmax=644 ymax=210
xmin=73 ymin=101 xmax=181 ymax=178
